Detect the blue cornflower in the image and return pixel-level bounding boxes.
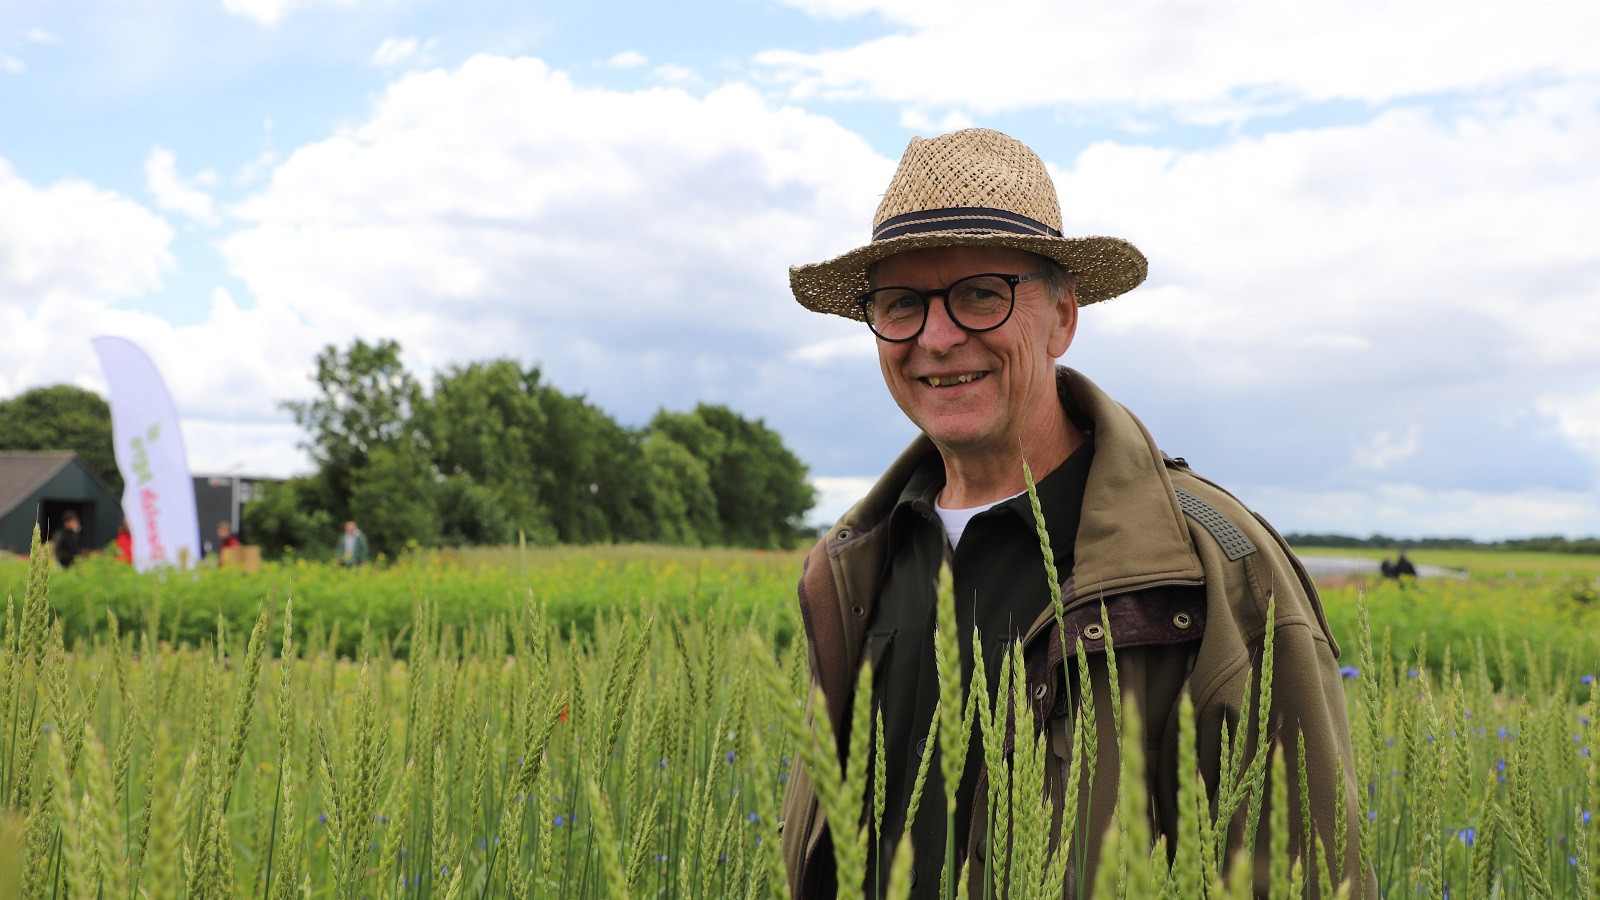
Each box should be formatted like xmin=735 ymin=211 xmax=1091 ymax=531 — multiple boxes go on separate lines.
xmin=748 ymin=812 xmax=759 ymax=823
xmin=1456 ymin=828 xmax=1475 ymax=847
xmin=554 ymin=815 xmax=565 ymax=827
xmin=725 ymin=749 xmax=736 ymax=763
xmin=1498 ymin=727 xmax=1508 ymax=740
xmin=319 ymin=814 xmax=328 ymax=824
xmin=1584 ymin=674 xmax=1595 ymax=685
xmin=1407 ymin=669 xmax=1419 ymax=678
xmin=1586 ymin=811 xmax=1593 ymax=825
xmin=1339 ymin=665 xmax=1360 ymax=679
xmin=1368 ymin=811 xmax=1377 ymax=821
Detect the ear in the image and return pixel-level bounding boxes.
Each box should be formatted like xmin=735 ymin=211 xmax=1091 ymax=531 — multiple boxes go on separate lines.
xmin=1046 ymin=284 xmax=1078 ymax=358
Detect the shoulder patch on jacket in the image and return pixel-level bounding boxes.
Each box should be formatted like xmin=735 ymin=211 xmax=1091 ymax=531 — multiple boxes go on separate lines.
xmin=1174 ymin=486 xmax=1257 ymax=562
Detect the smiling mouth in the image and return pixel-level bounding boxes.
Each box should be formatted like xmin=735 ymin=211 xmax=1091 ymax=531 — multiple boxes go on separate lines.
xmin=921 ymin=372 xmax=987 ymax=387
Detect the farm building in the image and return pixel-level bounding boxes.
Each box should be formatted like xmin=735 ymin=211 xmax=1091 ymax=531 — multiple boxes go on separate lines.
xmin=0 ymin=452 xmax=123 ymax=556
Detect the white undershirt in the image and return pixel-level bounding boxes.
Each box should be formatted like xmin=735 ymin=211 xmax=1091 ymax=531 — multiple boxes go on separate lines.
xmin=936 ymin=489 xmax=1027 ymax=549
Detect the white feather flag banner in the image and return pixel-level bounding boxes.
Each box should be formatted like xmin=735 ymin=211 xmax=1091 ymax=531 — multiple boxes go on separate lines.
xmin=92 ymin=336 xmax=200 ymax=571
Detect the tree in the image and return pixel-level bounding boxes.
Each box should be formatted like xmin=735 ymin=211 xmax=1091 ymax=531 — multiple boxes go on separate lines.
xmin=640 ymin=433 xmax=718 ymax=545
xmin=283 ymin=339 xmax=424 ymax=520
xmin=650 ymin=405 xmax=817 ymax=548
xmin=0 ymin=385 xmax=122 ymax=493
xmin=416 ymin=360 xmax=556 ymax=543
xmin=349 ymin=443 xmax=439 ymax=557
xmin=243 ymin=476 xmax=336 ymax=560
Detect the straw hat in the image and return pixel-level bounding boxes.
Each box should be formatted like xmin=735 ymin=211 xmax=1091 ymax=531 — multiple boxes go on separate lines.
xmin=790 ymin=128 xmax=1146 ymax=320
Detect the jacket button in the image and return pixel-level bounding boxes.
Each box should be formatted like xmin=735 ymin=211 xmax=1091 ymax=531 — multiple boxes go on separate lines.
xmin=1083 ymin=623 xmax=1104 ymax=641
xmin=852 ymin=605 xmax=865 ymax=618
xmin=1173 ymin=612 xmax=1193 ymax=629
xmin=915 ymin=738 xmax=927 ymax=758
xmin=836 ymin=528 xmax=850 ymax=541
xmin=1032 ymin=683 xmax=1048 ymax=700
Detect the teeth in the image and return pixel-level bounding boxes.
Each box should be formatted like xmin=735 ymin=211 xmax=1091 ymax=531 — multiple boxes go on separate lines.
xmin=926 ymin=373 xmax=980 ymax=387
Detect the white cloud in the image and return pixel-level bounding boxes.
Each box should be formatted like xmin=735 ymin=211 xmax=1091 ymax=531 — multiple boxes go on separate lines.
xmin=145 ymin=148 xmax=220 ymax=225
xmin=0 ymin=158 xmax=174 ymax=315
xmin=1243 ymin=482 xmax=1600 ymax=541
xmin=789 ymin=334 xmax=875 ymax=364
xmin=1 ymin=55 xmax=24 ymax=75
xmin=652 ymin=63 xmax=700 ymax=85
xmin=219 ymin=53 xmax=893 ymax=429
xmin=897 ymin=108 xmax=973 ymax=133
xmin=1063 ymin=83 xmax=1600 ymax=400
xmin=607 ymin=50 xmax=648 ymax=69
xmin=1352 ymin=426 xmax=1422 ymax=471
xmin=372 ymin=37 xmax=422 ymax=67
xmin=2 ymin=285 xmax=325 ymax=475
xmin=758 ymin=0 xmax=1600 ymax=120
xmin=1538 ymin=388 xmax=1600 ymax=460
xmin=25 ymin=28 xmax=60 ymax=45
xmin=809 ymin=475 xmax=876 ymax=525
xmin=220 ymin=0 xmax=358 ymax=28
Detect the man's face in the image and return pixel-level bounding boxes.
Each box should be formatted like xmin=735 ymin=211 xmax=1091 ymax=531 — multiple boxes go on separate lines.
xmin=872 ymin=245 xmax=1077 ymax=459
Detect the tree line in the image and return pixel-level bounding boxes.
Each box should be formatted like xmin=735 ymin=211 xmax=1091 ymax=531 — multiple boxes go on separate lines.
xmin=246 ymin=339 xmax=817 ymax=558
xmin=1285 ymin=532 xmax=1600 ymax=555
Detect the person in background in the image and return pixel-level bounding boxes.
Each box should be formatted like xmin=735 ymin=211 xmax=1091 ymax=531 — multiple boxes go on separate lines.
xmin=216 ymin=521 xmax=242 ymax=565
xmin=114 ymin=521 xmax=134 ymax=565
xmin=337 ymin=520 xmax=370 ymax=567
xmin=51 ymin=510 xmax=83 ymax=569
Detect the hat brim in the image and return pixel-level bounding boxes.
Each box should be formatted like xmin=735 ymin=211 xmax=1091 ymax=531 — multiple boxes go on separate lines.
xmin=790 ymin=231 xmax=1147 ymax=320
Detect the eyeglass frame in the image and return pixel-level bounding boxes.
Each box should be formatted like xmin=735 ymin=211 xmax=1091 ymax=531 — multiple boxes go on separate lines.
xmin=854 ymin=272 xmax=1046 ymax=343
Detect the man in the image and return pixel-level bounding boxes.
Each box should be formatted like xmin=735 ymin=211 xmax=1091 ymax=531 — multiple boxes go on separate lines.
xmin=779 ymin=129 xmax=1364 ymax=896
xmin=336 ymin=520 xmax=369 ymax=567
xmin=52 ymin=510 xmax=83 ymax=569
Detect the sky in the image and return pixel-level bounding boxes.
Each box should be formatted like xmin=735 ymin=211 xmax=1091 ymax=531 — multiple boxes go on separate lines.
xmin=2 ymin=0 xmax=1598 ymax=540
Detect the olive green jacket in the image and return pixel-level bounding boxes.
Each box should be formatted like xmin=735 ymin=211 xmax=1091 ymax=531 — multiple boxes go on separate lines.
xmin=779 ymin=368 xmax=1369 ymax=897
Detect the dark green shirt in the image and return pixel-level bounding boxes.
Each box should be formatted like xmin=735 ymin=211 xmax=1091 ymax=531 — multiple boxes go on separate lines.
xmin=863 ymin=437 xmax=1093 ymax=896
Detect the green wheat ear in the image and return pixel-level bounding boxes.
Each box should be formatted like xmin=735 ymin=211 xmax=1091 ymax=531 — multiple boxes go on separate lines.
xmin=932 ymin=558 xmax=969 ymax=898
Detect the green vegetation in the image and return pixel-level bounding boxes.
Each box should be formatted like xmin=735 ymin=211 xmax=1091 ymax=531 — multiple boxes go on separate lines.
xmin=1290 ymin=533 xmax=1600 ymax=556
xmin=0 ymin=544 xmax=805 ymax=659
xmin=4 ymin=538 xmax=1600 ymax=896
xmin=0 ymin=385 xmax=121 ymax=493
xmin=1295 ymin=545 xmax=1600 ymax=580
xmin=251 ymin=339 xmax=817 ymax=557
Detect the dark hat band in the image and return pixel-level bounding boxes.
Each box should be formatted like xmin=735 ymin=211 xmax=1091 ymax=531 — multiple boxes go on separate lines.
xmin=872 ymin=206 xmax=1063 ymax=242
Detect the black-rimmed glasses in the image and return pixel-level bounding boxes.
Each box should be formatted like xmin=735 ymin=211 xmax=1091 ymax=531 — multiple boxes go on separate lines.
xmin=856 ymin=273 xmax=1044 ymax=342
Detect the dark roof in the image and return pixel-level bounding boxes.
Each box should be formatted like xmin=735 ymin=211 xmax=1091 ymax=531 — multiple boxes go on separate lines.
xmin=0 ymin=452 xmax=78 ymax=517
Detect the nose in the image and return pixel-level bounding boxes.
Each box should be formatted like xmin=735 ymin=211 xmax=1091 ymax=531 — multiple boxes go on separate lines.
xmin=917 ymin=295 xmax=966 ymax=354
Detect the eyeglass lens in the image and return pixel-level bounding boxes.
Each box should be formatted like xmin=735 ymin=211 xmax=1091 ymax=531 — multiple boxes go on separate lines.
xmin=862 ymin=274 xmax=1016 ymax=341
